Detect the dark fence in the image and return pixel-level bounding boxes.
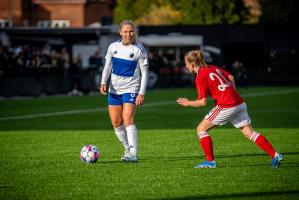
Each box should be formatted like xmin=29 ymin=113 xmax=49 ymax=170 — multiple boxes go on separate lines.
xmin=0 ymin=68 xmax=100 ymax=97
xmin=1 ymin=66 xmax=298 ymax=98
xmin=1 ymin=25 xmax=298 ymax=97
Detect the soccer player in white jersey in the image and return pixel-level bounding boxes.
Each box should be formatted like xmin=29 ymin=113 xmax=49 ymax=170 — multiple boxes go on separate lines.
xmin=177 ymin=50 xmax=283 ymax=168
xmin=100 ymin=20 xmax=149 ymax=162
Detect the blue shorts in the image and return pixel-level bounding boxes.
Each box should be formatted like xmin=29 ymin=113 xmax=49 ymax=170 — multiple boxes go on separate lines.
xmin=108 ymin=93 xmax=137 ymax=105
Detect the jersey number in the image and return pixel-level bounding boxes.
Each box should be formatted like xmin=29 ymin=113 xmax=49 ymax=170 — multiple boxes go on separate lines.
xmin=209 ymin=69 xmax=231 ymax=91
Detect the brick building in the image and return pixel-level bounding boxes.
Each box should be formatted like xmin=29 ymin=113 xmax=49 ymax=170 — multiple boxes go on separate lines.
xmin=0 ymin=0 xmax=115 ymax=27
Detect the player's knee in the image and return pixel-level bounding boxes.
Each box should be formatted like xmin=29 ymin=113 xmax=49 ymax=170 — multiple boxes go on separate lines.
xmin=111 ymin=118 xmax=123 ymax=128
xmin=123 ymin=118 xmax=134 ymax=127
xmin=196 ymin=125 xmax=204 ymax=134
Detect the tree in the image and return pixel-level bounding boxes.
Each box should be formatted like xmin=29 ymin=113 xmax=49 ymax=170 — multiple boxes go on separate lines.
xmin=242 ymin=0 xmax=262 ymax=24
xmin=176 ymin=0 xmax=241 ymax=25
xmin=114 ymin=0 xmax=243 ymax=25
xmin=136 ymin=4 xmax=182 ymax=25
xmin=114 ymin=0 xmax=170 ymax=24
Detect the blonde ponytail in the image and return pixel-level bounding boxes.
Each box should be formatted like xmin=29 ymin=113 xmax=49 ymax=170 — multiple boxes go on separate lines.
xmin=185 ymin=50 xmax=207 ymax=67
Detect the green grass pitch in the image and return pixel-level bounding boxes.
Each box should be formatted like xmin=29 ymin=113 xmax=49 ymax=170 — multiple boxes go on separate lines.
xmin=0 ymin=86 xmax=299 ymax=199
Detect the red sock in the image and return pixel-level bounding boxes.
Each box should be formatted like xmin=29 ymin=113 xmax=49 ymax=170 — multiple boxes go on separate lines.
xmin=199 ymin=132 xmax=214 ymax=161
xmin=252 ymin=133 xmax=276 ymax=158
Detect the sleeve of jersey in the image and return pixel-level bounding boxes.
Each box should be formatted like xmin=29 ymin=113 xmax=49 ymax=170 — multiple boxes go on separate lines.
xmin=196 ymin=77 xmax=208 ymax=100
xmin=138 ymin=51 xmax=149 ymax=95
xmin=100 ymin=46 xmax=112 ymax=85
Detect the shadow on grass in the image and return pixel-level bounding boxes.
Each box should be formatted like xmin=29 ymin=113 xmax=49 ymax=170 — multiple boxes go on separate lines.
xmin=156 ymin=190 xmax=299 ymax=200
xmin=217 ymin=151 xmax=299 ymax=168
xmin=140 ymin=151 xmax=299 ymax=161
xmin=135 ymin=152 xmax=299 ymax=168
xmin=141 ymin=155 xmax=199 ymax=162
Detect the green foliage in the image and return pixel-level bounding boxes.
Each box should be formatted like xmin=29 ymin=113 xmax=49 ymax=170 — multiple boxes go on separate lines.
xmin=114 ymin=0 xmax=242 ymax=25
xmin=176 ymin=0 xmax=240 ymax=25
xmin=135 ymin=4 xmax=182 ymax=25
xmin=114 ymin=0 xmax=169 ymax=23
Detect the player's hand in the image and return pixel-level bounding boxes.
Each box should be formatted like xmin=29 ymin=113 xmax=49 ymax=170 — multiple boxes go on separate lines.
xmin=135 ymin=94 xmax=144 ymax=107
xmin=176 ymin=98 xmax=190 ymax=106
xmin=99 ymin=84 xmax=107 ymax=95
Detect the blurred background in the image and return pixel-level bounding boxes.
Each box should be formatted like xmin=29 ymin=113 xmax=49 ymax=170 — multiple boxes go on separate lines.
xmin=0 ymin=0 xmax=298 ymax=97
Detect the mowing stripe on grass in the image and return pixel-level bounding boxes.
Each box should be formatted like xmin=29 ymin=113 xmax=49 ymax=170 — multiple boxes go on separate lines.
xmin=243 ymin=88 xmax=299 ymax=97
xmin=0 ymin=101 xmax=175 ymax=121
xmin=0 ymin=89 xmax=298 ymax=121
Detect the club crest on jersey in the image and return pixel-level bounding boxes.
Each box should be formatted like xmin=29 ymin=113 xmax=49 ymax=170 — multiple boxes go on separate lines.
xmin=129 ymin=52 xmax=134 ymax=58
xmin=113 ymin=50 xmax=117 ymax=54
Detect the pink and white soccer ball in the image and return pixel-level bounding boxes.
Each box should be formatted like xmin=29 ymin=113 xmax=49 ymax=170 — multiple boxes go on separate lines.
xmin=80 ymin=144 xmax=100 ymax=163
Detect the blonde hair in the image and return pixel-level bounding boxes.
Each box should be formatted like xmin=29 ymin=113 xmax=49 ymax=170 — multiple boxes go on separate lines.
xmin=185 ymin=50 xmax=207 ymax=67
xmin=119 ymin=20 xmax=138 ymax=43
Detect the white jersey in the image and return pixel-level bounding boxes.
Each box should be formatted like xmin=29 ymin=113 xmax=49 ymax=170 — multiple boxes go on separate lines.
xmin=101 ymin=40 xmax=149 ymax=95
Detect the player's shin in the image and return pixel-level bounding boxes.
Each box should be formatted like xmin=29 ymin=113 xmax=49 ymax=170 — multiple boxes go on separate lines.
xmin=126 ymin=124 xmax=138 ymax=157
xmin=199 ymin=131 xmax=214 ymax=161
xmin=114 ymin=124 xmax=130 ymax=150
xmin=250 ymin=132 xmax=276 ymax=158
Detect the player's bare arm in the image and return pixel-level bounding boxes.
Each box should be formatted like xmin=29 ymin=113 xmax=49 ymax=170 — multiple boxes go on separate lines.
xmin=177 ymin=98 xmax=207 ymax=107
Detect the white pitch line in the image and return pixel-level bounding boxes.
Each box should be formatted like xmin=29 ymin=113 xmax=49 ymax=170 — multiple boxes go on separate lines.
xmin=0 ymin=89 xmax=298 ymax=121
xmin=0 ymin=108 xmax=107 ymax=121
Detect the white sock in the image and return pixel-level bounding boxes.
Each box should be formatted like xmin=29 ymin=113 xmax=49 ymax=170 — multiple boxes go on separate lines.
xmin=114 ymin=125 xmax=129 ymax=149
xmin=126 ymin=124 xmax=138 ymax=157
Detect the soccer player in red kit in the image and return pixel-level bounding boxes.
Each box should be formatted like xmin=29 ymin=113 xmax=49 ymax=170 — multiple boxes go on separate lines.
xmin=177 ymin=50 xmax=283 ymax=168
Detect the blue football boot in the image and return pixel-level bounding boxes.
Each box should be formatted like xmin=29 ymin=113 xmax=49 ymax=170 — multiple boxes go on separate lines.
xmin=194 ymin=160 xmax=217 ymax=168
xmin=272 ymin=153 xmax=283 ymax=168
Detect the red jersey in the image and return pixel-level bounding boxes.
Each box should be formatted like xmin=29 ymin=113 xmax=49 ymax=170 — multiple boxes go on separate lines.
xmin=195 ymin=65 xmax=244 ymax=108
